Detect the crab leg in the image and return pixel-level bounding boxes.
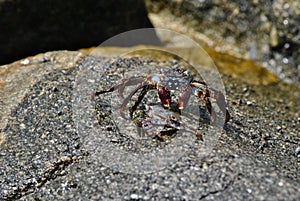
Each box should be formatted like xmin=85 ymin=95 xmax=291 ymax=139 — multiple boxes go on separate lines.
xmin=93 ymin=80 xmax=126 ymax=97
xmin=93 ymin=77 xmax=144 ymax=98
xmin=150 ymin=110 xmax=203 ymax=141
xmin=129 ymin=85 xmax=151 ymax=118
xmin=190 ymin=81 xmax=230 ymax=123
xmin=119 ymin=82 xmax=151 ymax=119
xmin=116 ymin=77 xmax=145 ymax=98
xmin=168 ymin=116 xmax=203 ymax=140
xmin=209 ymin=88 xmax=231 ymax=123
xmin=192 ymin=88 xmax=217 ymax=124
xmin=177 ymin=88 xmax=192 ymax=109
xmin=190 ymin=81 xmax=216 ymax=123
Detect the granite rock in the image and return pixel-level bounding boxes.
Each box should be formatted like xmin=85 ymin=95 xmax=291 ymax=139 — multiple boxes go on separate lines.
xmin=0 ymin=49 xmax=299 ymax=200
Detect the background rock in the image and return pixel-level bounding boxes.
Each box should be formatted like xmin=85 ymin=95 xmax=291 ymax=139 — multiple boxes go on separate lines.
xmin=2 ymin=0 xmax=299 ymax=85
xmin=146 ymin=0 xmax=300 ymax=86
xmin=0 ymin=0 xmax=158 ymax=65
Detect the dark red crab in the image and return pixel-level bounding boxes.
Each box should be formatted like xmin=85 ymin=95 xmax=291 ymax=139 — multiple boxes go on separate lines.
xmin=92 ymin=64 xmax=230 ymax=139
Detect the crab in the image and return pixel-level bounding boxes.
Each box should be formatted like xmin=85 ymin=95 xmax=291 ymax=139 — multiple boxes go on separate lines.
xmin=92 ymin=64 xmax=230 ymax=139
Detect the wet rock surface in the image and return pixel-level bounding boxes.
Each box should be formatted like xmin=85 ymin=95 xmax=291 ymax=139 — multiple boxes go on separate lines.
xmin=0 ymin=50 xmax=299 ymax=200
xmin=146 ymin=0 xmax=300 ymax=86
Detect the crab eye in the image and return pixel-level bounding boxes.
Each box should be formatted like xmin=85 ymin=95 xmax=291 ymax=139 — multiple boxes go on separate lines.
xmin=184 ymin=70 xmax=190 ymax=77
xmin=151 ymin=75 xmax=160 ymax=83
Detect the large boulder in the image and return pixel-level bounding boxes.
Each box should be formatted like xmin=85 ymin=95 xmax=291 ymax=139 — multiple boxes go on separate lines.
xmin=0 ymin=48 xmax=299 ymax=200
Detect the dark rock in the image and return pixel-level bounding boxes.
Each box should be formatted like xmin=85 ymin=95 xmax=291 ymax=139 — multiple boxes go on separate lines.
xmin=0 ymin=49 xmax=299 ymax=200
xmin=0 ymin=0 xmax=158 ymax=65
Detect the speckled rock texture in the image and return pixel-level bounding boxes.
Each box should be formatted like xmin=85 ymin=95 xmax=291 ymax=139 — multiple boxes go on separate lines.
xmin=0 ymin=50 xmax=299 ymax=200
xmin=146 ymin=0 xmax=300 ymax=86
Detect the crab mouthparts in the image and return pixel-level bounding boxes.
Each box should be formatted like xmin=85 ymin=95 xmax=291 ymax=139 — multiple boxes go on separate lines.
xmin=162 ymin=98 xmax=171 ymax=107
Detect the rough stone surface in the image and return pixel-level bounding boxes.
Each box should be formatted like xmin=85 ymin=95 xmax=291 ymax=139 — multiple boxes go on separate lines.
xmin=0 ymin=51 xmax=83 ymax=131
xmin=0 ymin=50 xmax=299 ymax=200
xmin=146 ymin=0 xmax=300 ymax=86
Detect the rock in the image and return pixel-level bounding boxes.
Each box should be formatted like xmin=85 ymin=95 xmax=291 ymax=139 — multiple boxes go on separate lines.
xmin=0 ymin=49 xmax=299 ymax=200
xmin=0 ymin=0 xmax=157 ymax=65
xmin=0 ymin=51 xmax=83 ymax=131
xmin=146 ymin=0 xmax=300 ymax=86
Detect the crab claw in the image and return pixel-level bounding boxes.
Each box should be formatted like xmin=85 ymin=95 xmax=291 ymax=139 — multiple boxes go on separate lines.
xmin=158 ymin=87 xmax=171 ymax=107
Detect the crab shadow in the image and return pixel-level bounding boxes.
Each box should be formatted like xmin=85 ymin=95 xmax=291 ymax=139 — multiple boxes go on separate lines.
xmin=223 ymin=118 xmax=249 ymax=143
